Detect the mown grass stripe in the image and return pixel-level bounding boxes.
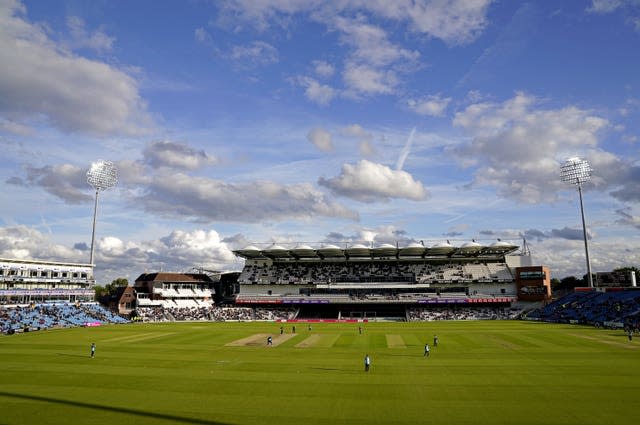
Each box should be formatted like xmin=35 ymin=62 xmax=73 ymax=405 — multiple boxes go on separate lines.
xmin=385 ymin=334 xmax=405 ymax=348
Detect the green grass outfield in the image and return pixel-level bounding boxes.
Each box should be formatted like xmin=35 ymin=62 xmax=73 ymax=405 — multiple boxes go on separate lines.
xmin=0 ymin=320 xmax=638 ymax=425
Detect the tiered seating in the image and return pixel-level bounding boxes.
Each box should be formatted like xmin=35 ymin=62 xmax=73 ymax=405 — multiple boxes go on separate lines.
xmin=463 ymin=263 xmax=490 ymax=280
xmin=174 ymin=299 xmax=199 ymax=308
xmin=0 ymin=303 xmax=129 ymax=333
xmin=408 ymin=306 xmax=516 ymax=321
xmin=527 ymin=290 xmax=640 ymax=326
xmin=486 ymin=262 xmax=513 ymax=280
xmin=238 ymin=260 xmax=514 ymax=286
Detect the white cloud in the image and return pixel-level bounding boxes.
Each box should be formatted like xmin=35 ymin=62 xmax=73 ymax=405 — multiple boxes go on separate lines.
xmin=216 ymin=0 xmax=314 ymax=32
xmin=138 ymin=171 xmax=359 ymax=222
xmin=296 ymin=76 xmax=336 ymax=105
xmin=615 ymin=207 xmax=640 ymax=229
xmin=407 ymin=94 xmax=451 ymax=116
xmin=588 ymin=0 xmax=625 ymax=13
xmin=11 ymin=163 xmax=92 ymax=204
xmin=219 ymin=0 xmax=493 ymax=45
xmin=229 ymin=40 xmax=279 ymax=66
xmin=322 ymin=224 xmax=414 ymax=245
xmin=217 ymin=1 xmax=491 ymax=98
xmin=358 ymin=0 xmax=493 ymax=45
xmin=0 ymin=225 xmax=240 ymax=283
xmin=359 ymin=139 xmax=376 ymax=157
xmin=340 ymin=124 xmax=376 ymax=156
xmin=587 ymin=0 xmax=640 ymax=31
xmin=307 ymin=127 xmax=333 ymax=152
xmin=65 ymin=16 xmax=114 ymax=53
xmin=0 ymin=225 xmax=83 ymax=262
xmin=343 ymin=61 xmax=398 ymax=96
xmin=333 ymin=16 xmax=419 ymax=68
xmin=452 ymin=93 xmax=611 ymax=203
xmin=194 ymin=27 xmax=212 ymax=44
xmin=318 ymin=159 xmax=429 ymax=202
xmin=143 ymin=140 xmax=217 ymax=170
xmin=609 ymin=161 xmax=640 ymax=202
xmin=313 ymin=60 xmax=335 ymax=78
xmin=532 ymin=235 xmax=640 ymax=279
xmin=0 ymin=117 xmax=32 ymax=135
xmin=6 ymin=138 xmax=359 ymax=222
xmin=0 ymin=1 xmax=152 ymax=136
xmin=158 ymin=229 xmax=236 ymax=263
xmin=341 ymin=123 xmax=372 ymax=140
xmin=334 ymin=16 xmax=418 ymax=97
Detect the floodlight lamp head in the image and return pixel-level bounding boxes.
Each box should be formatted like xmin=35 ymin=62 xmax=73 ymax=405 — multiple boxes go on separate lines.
xmin=87 ymin=160 xmax=118 ymax=191
xmin=560 ymin=157 xmax=592 ymax=186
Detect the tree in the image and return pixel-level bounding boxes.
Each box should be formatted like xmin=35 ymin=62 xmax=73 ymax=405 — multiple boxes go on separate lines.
xmin=613 ymin=266 xmax=640 ymax=277
xmin=556 ymin=276 xmax=582 ymax=291
xmin=93 ymin=284 xmax=108 ymax=299
xmin=106 ymin=278 xmax=129 ymax=293
xmin=94 ymin=278 xmax=128 ymax=302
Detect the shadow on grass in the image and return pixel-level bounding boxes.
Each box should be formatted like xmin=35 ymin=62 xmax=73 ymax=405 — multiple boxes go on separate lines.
xmin=383 ymin=352 xmax=420 ymax=358
xmin=56 ymin=352 xmax=91 ymax=358
xmin=310 ymin=367 xmax=364 ymax=374
xmin=0 ymin=391 xmax=233 ymax=425
xmin=310 ymin=367 xmax=343 ymax=371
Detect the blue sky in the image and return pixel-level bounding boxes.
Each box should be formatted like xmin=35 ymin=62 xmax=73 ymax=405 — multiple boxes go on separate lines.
xmin=1 ymin=0 xmax=639 ymax=283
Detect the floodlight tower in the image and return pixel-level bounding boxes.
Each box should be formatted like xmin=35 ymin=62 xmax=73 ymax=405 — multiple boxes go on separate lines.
xmin=560 ymin=157 xmax=593 ymax=287
xmin=87 ymin=160 xmax=118 ymax=265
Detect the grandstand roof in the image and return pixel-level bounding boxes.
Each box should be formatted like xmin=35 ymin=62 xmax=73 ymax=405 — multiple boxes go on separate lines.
xmin=233 ymin=240 xmax=519 ymax=260
xmin=134 ymin=272 xmax=214 ymax=283
xmin=0 ymin=257 xmax=93 ymax=269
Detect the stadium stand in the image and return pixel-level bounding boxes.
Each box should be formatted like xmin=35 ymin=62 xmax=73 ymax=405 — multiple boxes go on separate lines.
xmin=231 ymin=240 xmax=537 ymax=320
xmin=0 ymin=302 xmax=128 ymax=334
xmin=407 ymin=306 xmax=518 ymax=321
xmin=0 ymin=258 xmax=95 ymax=304
xmin=134 ymin=305 xmax=295 ymax=322
xmin=525 ymin=289 xmax=640 ymax=327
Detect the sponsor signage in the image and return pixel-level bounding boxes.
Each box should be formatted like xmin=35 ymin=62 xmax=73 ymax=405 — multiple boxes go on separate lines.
xmin=236 ymin=297 xmax=331 ymax=304
xmin=0 ymin=289 xmax=94 ymax=296
xmin=235 ymin=298 xmax=280 ymax=304
xmin=417 ymin=297 xmax=514 ymax=304
xmin=281 ymin=299 xmax=330 ymax=304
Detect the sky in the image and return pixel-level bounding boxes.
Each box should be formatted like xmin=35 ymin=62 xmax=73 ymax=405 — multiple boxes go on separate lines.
xmin=1 ymin=0 xmax=640 ymax=284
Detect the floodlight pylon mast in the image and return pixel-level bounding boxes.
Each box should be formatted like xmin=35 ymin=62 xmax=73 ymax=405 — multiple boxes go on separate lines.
xmin=577 ymin=183 xmax=593 ymax=288
xmin=86 ymin=160 xmax=118 ymax=266
xmin=560 ymin=157 xmax=593 ymax=288
xmin=89 ymin=188 xmax=100 ymax=265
